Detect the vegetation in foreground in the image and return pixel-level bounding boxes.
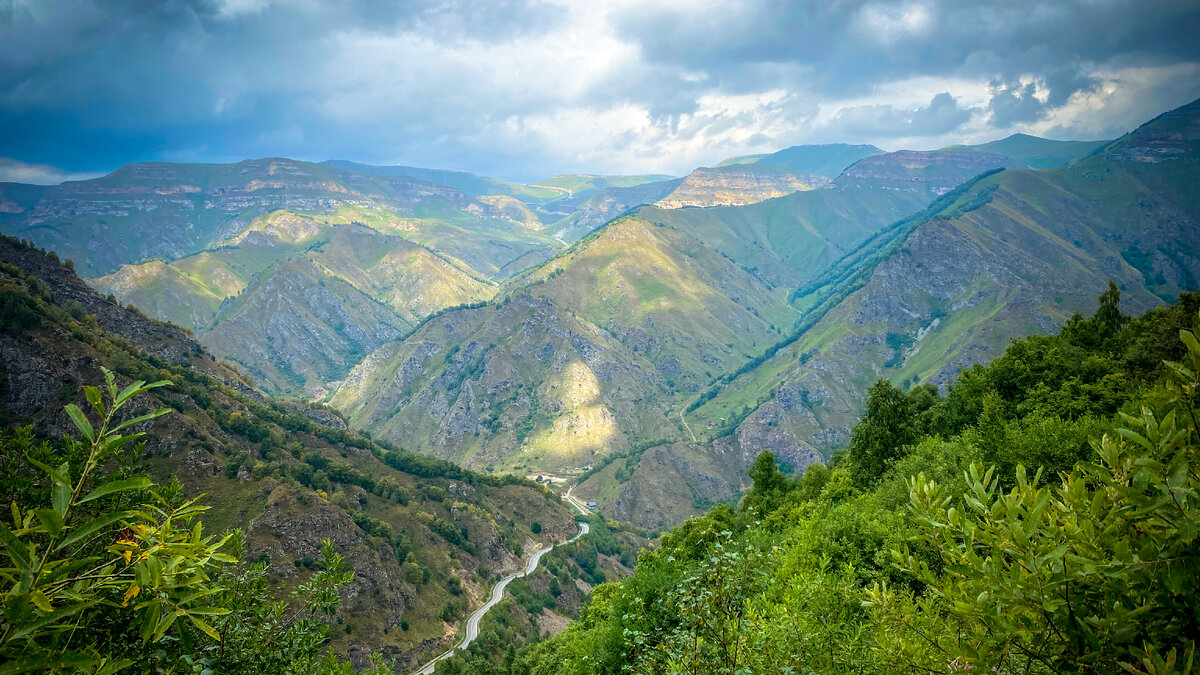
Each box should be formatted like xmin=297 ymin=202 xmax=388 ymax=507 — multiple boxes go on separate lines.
xmin=0 ymin=368 xmax=376 ymax=673
xmin=439 ymin=284 xmax=1200 ymax=673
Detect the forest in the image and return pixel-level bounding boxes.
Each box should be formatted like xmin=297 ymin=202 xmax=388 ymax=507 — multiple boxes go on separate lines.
xmin=3 ymin=281 xmax=1198 ymax=673
xmin=435 ymin=283 xmax=1200 ymax=674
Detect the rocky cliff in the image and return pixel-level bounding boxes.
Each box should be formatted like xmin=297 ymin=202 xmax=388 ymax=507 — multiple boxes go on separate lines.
xmin=657 ymin=166 xmax=830 ymax=208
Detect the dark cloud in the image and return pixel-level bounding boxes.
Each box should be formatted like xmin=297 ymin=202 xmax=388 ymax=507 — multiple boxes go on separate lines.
xmin=988 ymin=83 xmax=1046 ymax=127
xmin=828 ymin=92 xmax=973 ymax=138
xmin=0 ymin=0 xmax=1198 ymax=180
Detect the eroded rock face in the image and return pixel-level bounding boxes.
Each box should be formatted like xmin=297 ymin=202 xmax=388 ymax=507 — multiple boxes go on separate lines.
xmin=657 ymin=167 xmax=829 ymax=208
xmin=834 ymin=150 xmax=1024 ymax=197
xmin=247 ymin=486 xmax=414 ymax=632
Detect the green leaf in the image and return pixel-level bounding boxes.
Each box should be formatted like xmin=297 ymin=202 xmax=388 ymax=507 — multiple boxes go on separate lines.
xmin=113 ymin=381 xmax=147 ymax=409
xmin=79 ymin=477 xmax=153 ymax=505
xmin=94 ymin=658 xmax=134 ymax=675
xmin=187 ymin=613 xmax=221 ymax=641
xmin=57 ymin=511 xmax=132 ymax=551
xmin=25 ymin=457 xmax=68 ymax=486
xmin=1180 ymin=329 xmax=1200 ymax=357
xmin=98 ymin=433 xmax=145 ymax=460
xmin=110 ymin=408 xmax=172 ymax=435
xmin=186 ymin=606 xmax=231 ymax=616
xmin=34 ymin=508 xmax=64 ymax=537
xmin=64 ymin=404 xmax=95 ymax=443
xmin=150 ymin=609 xmax=183 ymax=643
xmin=9 ymin=600 xmax=94 ymax=640
xmin=30 ymin=590 xmax=52 ymax=613
xmin=84 ymin=385 xmax=104 ymax=416
xmin=52 ymin=462 xmax=71 ymax=517
xmin=0 ymin=522 xmax=30 ymax=570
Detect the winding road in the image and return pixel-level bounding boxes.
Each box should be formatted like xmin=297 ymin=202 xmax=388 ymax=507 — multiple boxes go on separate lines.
xmin=413 ymin=521 xmax=591 ymax=675
xmin=562 ymin=485 xmax=593 ymax=515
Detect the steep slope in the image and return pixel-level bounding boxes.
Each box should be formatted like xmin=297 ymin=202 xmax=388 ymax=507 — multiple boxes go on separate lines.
xmin=0 ymin=235 xmax=577 ymax=670
xmin=93 ymin=215 xmax=498 ymax=395
xmin=534 ymin=178 xmax=683 ymax=243
xmin=583 ymin=98 xmax=1200 ymax=528
xmin=91 ymin=210 xmax=334 ymax=329
xmin=330 ymin=149 xmax=1027 ymax=485
xmin=951 ymin=132 xmax=1110 ymax=169
xmin=834 ymin=149 xmax=1024 ymax=199
xmin=331 ymin=294 xmax=677 ymax=474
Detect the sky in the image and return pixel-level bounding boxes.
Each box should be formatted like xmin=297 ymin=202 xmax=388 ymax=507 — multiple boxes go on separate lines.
xmin=2 ymin=0 xmax=1200 ymax=184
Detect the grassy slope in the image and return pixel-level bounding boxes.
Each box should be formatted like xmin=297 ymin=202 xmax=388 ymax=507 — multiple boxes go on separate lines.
xmin=0 ymin=236 xmax=578 ymax=670
xmin=330 ymin=294 xmax=677 ymax=475
xmin=568 ymin=99 xmax=1200 ymax=527
xmin=949 ymin=133 xmax=1111 ymax=169
xmin=690 ymin=102 xmax=1200 ymax=439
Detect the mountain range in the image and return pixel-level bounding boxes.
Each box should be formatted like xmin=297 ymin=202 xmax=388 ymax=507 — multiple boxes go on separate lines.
xmin=3 ymin=100 xmax=1198 ymax=531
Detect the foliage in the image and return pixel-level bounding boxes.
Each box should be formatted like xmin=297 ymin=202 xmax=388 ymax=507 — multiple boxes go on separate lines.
xmin=0 ymin=369 xmax=356 ymax=673
xmin=441 ymin=285 xmax=1200 ymax=675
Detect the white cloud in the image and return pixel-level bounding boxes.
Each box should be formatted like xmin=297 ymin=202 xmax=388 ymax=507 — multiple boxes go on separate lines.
xmin=1028 ymin=63 xmax=1200 ymax=139
xmin=3 ymin=0 xmax=1198 ymax=179
xmin=0 ymin=159 xmax=102 ymax=185
xmin=853 ymin=2 xmax=934 ymax=45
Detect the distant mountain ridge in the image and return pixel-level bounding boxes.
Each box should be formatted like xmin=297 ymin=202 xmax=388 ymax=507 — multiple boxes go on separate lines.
xmin=4 ymin=160 xmax=679 ymax=395
xmin=947 ymin=132 xmax=1110 ymax=169
xmin=10 ymin=113 xmax=1195 ymax=532
xmin=716 ymin=143 xmax=885 ymax=176
xmin=658 ymin=143 xmax=885 ymax=208
xmin=592 ymin=98 xmax=1200 ymax=527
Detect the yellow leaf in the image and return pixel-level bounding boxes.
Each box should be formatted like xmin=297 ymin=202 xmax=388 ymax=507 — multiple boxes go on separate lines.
xmin=31 ymin=590 xmax=53 ymax=613
xmin=122 ymin=584 xmax=141 ymax=608
xmin=123 ymin=549 xmax=132 ymax=565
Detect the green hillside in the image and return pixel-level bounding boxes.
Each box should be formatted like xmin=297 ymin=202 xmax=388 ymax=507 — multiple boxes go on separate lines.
xmin=584 ymin=98 xmax=1200 ymax=528
xmin=329 ymin=293 xmax=678 ymax=475
xmin=0 ymin=235 xmax=578 ymax=671
xmin=328 ymin=147 xmax=1059 ymax=505
xmin=716 ymin=143 xmax=884 ymax=177
xmin=949 ymin=132 xmax=1111 ymax=169
xmin=441 ymin=288 xmax=1200 ymax=674
xmin=91 ymin=214 xmax=500 ymax=396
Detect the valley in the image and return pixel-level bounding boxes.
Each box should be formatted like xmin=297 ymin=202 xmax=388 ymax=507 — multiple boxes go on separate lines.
xmin=3 ymin=95 xmax=1199 ymax=671
xmin=7 ymin=103 xmax=1200 ymax=530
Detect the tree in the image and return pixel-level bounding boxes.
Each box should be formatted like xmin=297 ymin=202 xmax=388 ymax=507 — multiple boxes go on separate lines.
xmin=0 ymin=368 xmax=232 ymax=671
xmin=847 ymin=379 xmax=918 ymax=487
xmin=741 ymin=451 xmax=790 ymax=515
xmin=0 ymin=368 xmax=356 ymax=673
xmin=870 ymin=316 xmax=1200 ymax=672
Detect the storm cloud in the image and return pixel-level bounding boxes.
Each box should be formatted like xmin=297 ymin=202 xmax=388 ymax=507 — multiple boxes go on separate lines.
xmin=2 ymin=0 xmax=1199 ymax=181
